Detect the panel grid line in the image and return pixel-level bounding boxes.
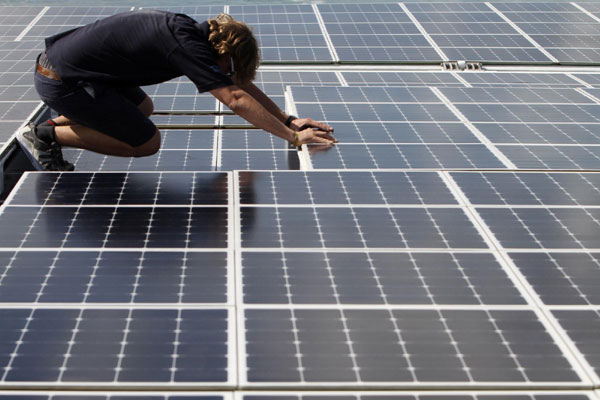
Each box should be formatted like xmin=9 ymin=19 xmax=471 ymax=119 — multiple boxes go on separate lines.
xmin=485 ymin=2 xmax=559 ymax=63
xmin=312 ymin=3 xmax=339 ymax=62
xmin=398 ymin=2 xmax=448 ymax=61
xmin=571 ymin=3 xmax=600 ymax=25
xmin=430 ymin=87 xmax=517 ymax=168
xmin=442 ymin=171 xmax=599 ymax=386
xmin=14 ymin=6 xmax=48 ymax=41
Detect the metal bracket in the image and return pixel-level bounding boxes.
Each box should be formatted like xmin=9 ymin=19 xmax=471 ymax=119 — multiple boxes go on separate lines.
xmin=442 ymin=61 xmax=483 ymax=71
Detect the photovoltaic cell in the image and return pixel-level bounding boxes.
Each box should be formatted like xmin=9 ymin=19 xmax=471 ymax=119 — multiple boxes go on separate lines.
xmin=8 ymin=172 xmax=229 ymax=205
xmin=0 ymin=6 xmax=43 ymax=40
xmin=221 ymin=130 xmax=290 ymax=150
xmin=405 ymin=3 xmax=551 ymax=63
xmin=161 ymin=130 xmax=215 ymax=150
xmin=552 ymin=309 xmax=600 ymax=383
xmin=450 ymin=172 xmax=600 ymax=206
xmin=3 ymin=2 xmax=600 ymax=396
xmin=317 ymin=3 xmax=441 ymax=62
xmin=494 ymin=3 xmax=600 ymax=63
xmin=143 ymin=80 xmax=204 ymax=97
xmin=495 ymin=145 xmax=600 ymax=170
xmin=241 ymin=207 xmax=486 ymax=249
xmin=573 ymin=73 xmax=600 ymax=87
xmin=219 ymin=150 xmax=300 ymax=171
xmin=342 ymin=72 xmax=464 ymax=87
xmin=0 ymin=70 xmax=33 ymax=86
xmin=238 ymin=171 xmax=458 ymax=205
xmin=152 ymin=96 xmax=219 ymax=113
xmin=476 ymin=208 xmax=600 ymax=249
xmin=291 ymin=86 xmax=505 ymax=169
xmin=241 ymin=251 xmax=525 ymax=305
xmin=437 ymin=86 xmax=600 ymax=169
xmin=151 ymin=114 xmax=218 ymax=126
xmin=0 ymin=206 xmax=229 ymax=248
xmin=0 ymin=308 xmax=230 ymax=384
xmin=310 ymin=143 xmax=505 ymax=168
xmin=43 ymin=6 xmax=132 ymax=15
xmin=140 ymin=5 xmax=224 ymax=17
xmin=508 ymin=252 xmax=600 ymax=306
xmin=461 ymin=72 xmax=584 ymax=88
xmin=243 ymin=309 xmax=581 ymax=384
xmin=0 ymin=250 xmax=228 ymax=304
xmin=229 ymin=5 xmax=332 ymax=62
xmin=63 ymin=149 xmax=215 ymax=172
xmin=253 ymin=71 xmax=341 ymax=96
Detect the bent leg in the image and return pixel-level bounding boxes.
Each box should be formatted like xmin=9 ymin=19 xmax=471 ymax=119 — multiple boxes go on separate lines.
xmin=55 ymin=125 xmax=160 ymax=157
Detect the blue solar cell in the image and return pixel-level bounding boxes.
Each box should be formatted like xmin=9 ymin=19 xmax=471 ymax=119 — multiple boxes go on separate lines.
xmin=0 ymin=308 xmax=229 ymax=383
xmin=242 ymin=251 xmax=525 ymax=305
xmin=244 ymin=309 xmax=581 ymax=383
xmin=238 ymin=171 xmax=458 ymax=205
xmin=451 ymin=172 xmax=600 ymax=206
xmin=241 ymin=207 xmax=486 ymax=249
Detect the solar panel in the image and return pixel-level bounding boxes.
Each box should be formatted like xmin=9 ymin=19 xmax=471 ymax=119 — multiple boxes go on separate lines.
xmin=552 ymin=309 xmax=600 ymax=384
xmin=3 ymin=2 xmax=600 ymax=398
xmin=241 ymin=309 xmax=581 ymax=385
xmin=573 ymin=73 xmax=600 ymax=87
xmin=229 ymin=5 xmax=332 ymax=62
xmin=0 ymin=172 xmax=234 ymax=387
xmin=241 ymin=251 xmax=525 ymax=305
xmin=437 ymin=86 xmax=600 ymax=169
xmin=141 ymin=5 xmax=224 ymax=17
xmin=0 ymin=308 xmax=232 ymax=384
xmin=63 ymin=148 xmax=216 ymax=171
xmin=317 ymin=3 xmax=441 ymax=62
xmin=0 ymin=250 xmax=228 ymax=303
xmin=238 ymin=171 xmax=458 ymax=205
xmin=290 ymin=86 xmax=506 ymax=169
xmin=493 ymin=3 xmax=600 ymax=64
xmin=450 ymin=171 xmax=600 ymax=206
xmin=253 ymin=70 xmax=341 ymax=94
xmin=342 ymin=71 xmax=464 ymax=87
xmin=508 ymin=252 xmax=600 ymax=306
xmin=0 ymin=6 xmax=44 ymax=40
xmin=461 ymin=72 xmax=584 ymax=88
xmin=405 ymin=3 xmax=551 ymax=63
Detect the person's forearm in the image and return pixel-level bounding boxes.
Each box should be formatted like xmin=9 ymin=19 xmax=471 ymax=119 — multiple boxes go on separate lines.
xmin=238 ymin=82 xmax=288 ymax=123
xmin=229 ymin=90 xmax=295 ymax=143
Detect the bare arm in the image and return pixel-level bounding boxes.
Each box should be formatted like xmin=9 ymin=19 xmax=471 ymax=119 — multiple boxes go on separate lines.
xmin=210 ymin=85 xmax=335 ymax=145
xmin=238 ymin=81 xmax=335 ymax=134
xmin=237 ymin=81 xmax=288 ymax=124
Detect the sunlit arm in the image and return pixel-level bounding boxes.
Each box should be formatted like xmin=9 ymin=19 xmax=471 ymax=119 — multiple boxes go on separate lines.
xmin=210 ymin=84 xmax=295 ymax=143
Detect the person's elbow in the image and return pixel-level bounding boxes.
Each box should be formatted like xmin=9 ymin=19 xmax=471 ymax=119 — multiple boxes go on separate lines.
xmin=211 ymin=85 xmax=248 ymax=114
xmin=226 ymin=91 xmax=246 ymax=113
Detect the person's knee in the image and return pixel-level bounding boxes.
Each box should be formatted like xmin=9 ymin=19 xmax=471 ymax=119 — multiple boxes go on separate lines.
xmin=132 ymin=129 xmax=160 ymax=157
xmin=138 ymin=96 xmax=154 ymax=118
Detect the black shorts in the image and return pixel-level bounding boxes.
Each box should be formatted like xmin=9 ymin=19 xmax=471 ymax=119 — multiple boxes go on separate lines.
xmin=34 ymin=69 xmax=156 ymax=147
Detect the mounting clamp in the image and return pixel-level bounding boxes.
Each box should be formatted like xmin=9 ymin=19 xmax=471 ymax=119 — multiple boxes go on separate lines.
xmin=442 ymin=61 xmax=483 ymax=71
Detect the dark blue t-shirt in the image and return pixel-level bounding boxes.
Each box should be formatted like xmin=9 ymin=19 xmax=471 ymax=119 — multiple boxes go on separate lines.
xmin=45 ymin=10 xmax=233 ymax=92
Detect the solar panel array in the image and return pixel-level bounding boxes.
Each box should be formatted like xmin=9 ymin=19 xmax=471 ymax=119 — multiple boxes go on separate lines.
xmin=1 ymin=2 xmax=600 ymax=400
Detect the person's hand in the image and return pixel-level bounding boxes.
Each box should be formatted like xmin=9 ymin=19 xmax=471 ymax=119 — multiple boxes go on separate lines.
xmin=290 ymin=117 xmax=333 ymax=133
xmin=293 ymin=127 xmax=337 ymax=146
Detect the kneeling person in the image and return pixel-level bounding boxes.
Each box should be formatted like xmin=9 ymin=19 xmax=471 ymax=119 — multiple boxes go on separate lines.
xmin=20 ymin=10 xmax=335 ymax=171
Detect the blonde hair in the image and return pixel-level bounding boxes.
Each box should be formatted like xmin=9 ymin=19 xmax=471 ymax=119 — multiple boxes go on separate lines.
xmin=208 ymin=13 xmax=259 ymax=84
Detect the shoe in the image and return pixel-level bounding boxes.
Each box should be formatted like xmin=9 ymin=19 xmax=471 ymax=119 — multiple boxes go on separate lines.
xmin=17 ymin=123 xmax=75 ymax=171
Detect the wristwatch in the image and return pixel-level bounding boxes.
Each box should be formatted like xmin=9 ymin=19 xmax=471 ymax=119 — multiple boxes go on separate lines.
xmin=285 ymin=115 xmax=297 ymax=128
